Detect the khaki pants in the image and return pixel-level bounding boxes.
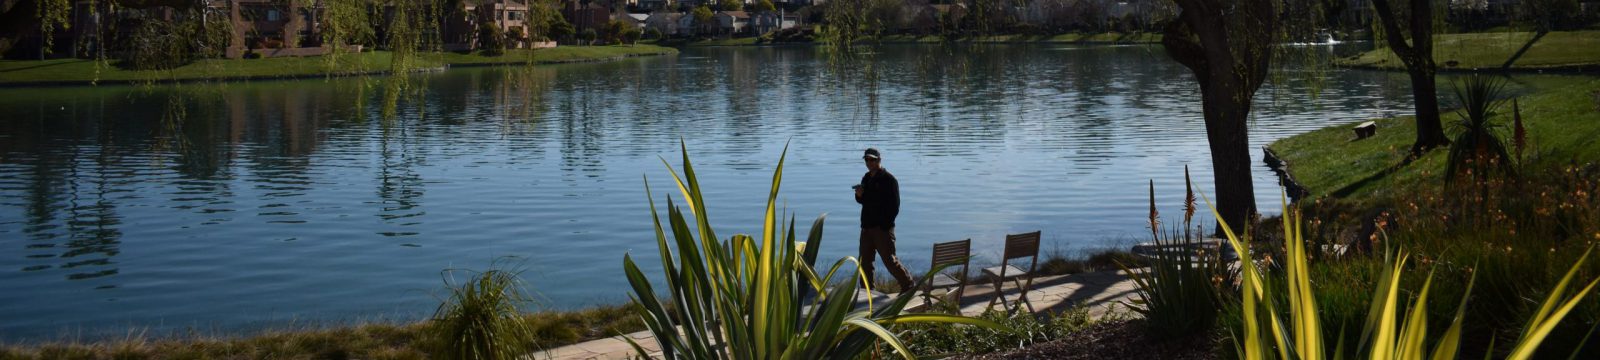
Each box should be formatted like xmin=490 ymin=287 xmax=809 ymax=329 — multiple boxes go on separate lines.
xmin=860 ymin=227 xmax=913 ymax=291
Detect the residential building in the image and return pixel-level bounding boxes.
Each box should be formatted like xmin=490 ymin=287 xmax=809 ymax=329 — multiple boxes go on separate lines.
xmin=470 ymin=0 xmax=533 ymax=48
xmin=563 ymin=0 xmax=613 ymax=35
xmin=645 ymin=12 xmax=685 ymax=36
xmin=714 ymin=10 xmax=750 ymax=36
xmin=747 ymin=11 xmax=797 ymax=35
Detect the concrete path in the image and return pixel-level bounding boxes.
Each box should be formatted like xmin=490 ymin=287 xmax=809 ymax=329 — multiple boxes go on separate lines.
xmin=539 ymin=269 xmax=1142 ymax=360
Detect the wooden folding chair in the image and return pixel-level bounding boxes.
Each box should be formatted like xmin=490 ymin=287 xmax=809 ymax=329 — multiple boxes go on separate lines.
xmin=982 ymin=231 xmax=1041 ymax=314
xmin=922 ymin=239 xmax=971 ymax=310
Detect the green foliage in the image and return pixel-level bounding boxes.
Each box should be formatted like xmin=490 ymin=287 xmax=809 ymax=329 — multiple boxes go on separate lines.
xmin=579 ymin=29 xmax=597 ymax=44
xmin=1215 ymin=194 xmax=1600 ymax=360
xmin=34 ymin=0 xmax=72 ymax=56
xmin=428 ymin=261 xmax=537 ymax=360
xmin=621 ymin=27 xmax=644 ymax=45
xmin=548 ymin=19 xmax=575 ymax=42
xmin=819 ymin=0 xmax=902 ymax=46
xmin=718 ymin=0 xmax=743 ymax=11
xmin=478 ymin=22 xmax=507 ymax=56
xmin=894 ymin=308 xmax=1097 ymax=357
xmin=602 ymin=19 xmax=634 ymax=45
xmin=754 ymin=0 xmax=777 ymax=13
xmin=692 ymin=5 xmax=716 ymax=32
xmin=507 ymin=0 xmax=564 ymax=42
xmin=116 ymin=17 xmax=192 ymax=70
xmin=1444 ymin=75 xmax=1513 ymax=182
xmin=623 ymin=142 xmax=1011 ymax=359
xmin=1124 ymin=175 xmax=1233 ymax=338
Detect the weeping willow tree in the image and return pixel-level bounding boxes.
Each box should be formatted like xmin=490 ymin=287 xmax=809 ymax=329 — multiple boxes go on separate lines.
xmin=34 ymin=0 xmax=72 ymax=58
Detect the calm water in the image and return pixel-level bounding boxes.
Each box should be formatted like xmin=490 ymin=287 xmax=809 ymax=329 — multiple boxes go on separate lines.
xmin=1 ymin=45 xmax=1422 ymax=340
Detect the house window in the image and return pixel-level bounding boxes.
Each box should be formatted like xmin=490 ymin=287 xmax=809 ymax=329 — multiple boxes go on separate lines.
xmin=509 ymin=11 xmax=524 ymax=21
xmin=267 ymin=9 xmax=281 ymax=22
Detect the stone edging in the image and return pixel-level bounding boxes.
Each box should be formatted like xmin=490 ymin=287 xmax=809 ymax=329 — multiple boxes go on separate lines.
xmin=1262 ymin=145 xmax=1312 ymax=203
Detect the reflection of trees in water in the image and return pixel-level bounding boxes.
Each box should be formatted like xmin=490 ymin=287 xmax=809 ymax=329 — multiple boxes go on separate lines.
xmin=724 ymin=48 xmax=762 ymax=143
xmin=375 ymin=119 xmax=426 ymax=238
xmin=12 ymin=94 xmax=138 ymax=285
xmin=498 ymin=65 xmax=557 ymax=131
xmin=554 ymin=81 xmax=607 ymax=177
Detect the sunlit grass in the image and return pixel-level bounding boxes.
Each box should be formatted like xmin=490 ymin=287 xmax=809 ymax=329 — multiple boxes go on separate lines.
xmin=1336 ymin=31 xmax=1600 ymax=70
xmin=1265 ymin=77 xmax=1600 ymax=200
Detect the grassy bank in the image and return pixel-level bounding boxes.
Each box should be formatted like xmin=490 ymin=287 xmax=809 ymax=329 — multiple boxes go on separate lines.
xmin=1266 ymin=76 xmax=1600 ymax=200
xmin=668 ymin=31 xmax=1162 ymax=47
xmin=1334 ymin=31 xmax=1600 ymax=71
xmin=0 ymin=45 xmax=676 ymax=86
xmin=1255 ymin=75 xmax=1600 ymax=358
xmin=876 ymin=32 xmax=1162 ymax=44
xmin=0 ymin=304 xmax=642 ymax=359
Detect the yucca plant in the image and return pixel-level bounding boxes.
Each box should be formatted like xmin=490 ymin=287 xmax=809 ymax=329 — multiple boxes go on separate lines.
xmin=1212 ymin=192 xmax=1599 ymax=360
xmin=429 ymin=261 xmax=538 ymax=360
xmin=622 ymin=142 xmax=1009 ymax=359
xmin=1445 ymin=75 xmax=1514 ymax=182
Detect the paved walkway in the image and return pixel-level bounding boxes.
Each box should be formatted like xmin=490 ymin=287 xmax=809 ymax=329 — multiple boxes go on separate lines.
xmin=539 ymin=269 xmax=1142 ymax=360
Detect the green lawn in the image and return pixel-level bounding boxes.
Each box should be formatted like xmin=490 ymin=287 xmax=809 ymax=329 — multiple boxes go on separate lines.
xmin=876 ymin=32 xmax=1162 ymax=44
xmin=665 ymin=32 xmax=1162 ymax=46
xmin=1266 ymin=76 xmax=1600 ymax=201
xmin=1335 ymin=31 xmax=1600 ymax=71
xmin=0 ymin=45 xmax=676 ymax=86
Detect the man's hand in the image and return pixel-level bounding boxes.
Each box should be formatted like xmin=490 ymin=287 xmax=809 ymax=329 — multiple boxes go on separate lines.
xmin=855 ymin=186 xmax=864 ymax=198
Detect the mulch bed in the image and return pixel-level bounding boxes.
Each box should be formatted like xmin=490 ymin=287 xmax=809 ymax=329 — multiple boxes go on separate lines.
xmin=961 ymin=320 xmax=1220 ymax=360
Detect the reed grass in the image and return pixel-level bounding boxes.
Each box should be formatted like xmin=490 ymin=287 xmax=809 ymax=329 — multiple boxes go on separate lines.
xmin=427 ymin=261 xmax=538 ymax=360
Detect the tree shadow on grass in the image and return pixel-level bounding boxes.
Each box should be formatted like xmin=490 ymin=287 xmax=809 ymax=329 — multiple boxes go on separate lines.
xmin=0 ymin=59 xmax=87 ymax=73
xmin=1329 ymin=154 xmax=1421 ymax=198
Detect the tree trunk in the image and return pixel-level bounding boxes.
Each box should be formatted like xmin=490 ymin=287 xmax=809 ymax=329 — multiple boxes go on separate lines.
xmin=1407 ymin=66 xmax=1447 ymax=153
xmin=1161 ymin=0 xmax=1274 ymax=236
xmin=1372 ymin=0 xmax=1449 ymax=155
xmin=1202 ymin=87 xmax=1260 ymax=235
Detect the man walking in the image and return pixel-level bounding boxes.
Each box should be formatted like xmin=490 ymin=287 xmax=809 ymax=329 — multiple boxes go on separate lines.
xmin=855 ymin=148 xmax=913 ymax=292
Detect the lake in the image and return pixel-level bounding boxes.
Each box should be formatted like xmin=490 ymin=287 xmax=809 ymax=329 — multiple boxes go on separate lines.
xmin=0 ymin=44 xmax=1422 ymax=340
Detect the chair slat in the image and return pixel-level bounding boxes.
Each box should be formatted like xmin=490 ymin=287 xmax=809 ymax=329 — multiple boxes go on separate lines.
xmin=1003 ymin=231 xmax=1041 ymax=259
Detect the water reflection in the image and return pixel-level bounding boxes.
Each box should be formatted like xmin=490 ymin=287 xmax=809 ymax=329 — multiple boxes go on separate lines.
xmin=1 ymin=44 xmax=1459 ymax=340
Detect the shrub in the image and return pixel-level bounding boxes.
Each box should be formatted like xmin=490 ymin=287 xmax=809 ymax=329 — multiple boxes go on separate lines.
xmin=428 ymin=261 xmax=536 ymax=360
xmin=622 ymin=143 xmax=1010 ymax=359
xmin=579 ymin=29 xmax=597 ymax=45
xmin=477 ymin=22 xmax=506 ymax=56
xmin=894 ymin=307 xmax=1096 ymax=357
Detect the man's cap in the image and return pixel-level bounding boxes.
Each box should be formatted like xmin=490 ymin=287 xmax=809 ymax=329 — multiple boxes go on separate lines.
xmin=863 ymin=148 xmax=881 ymax=160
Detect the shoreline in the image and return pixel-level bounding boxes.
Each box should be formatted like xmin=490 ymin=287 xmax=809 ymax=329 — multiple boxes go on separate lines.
xmin=0 ymin=46 xmax=678 ymax=88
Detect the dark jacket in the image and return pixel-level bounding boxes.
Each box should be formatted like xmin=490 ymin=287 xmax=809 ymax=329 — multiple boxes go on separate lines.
xmin=856 ymin=169 xmax=899 ymax=229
